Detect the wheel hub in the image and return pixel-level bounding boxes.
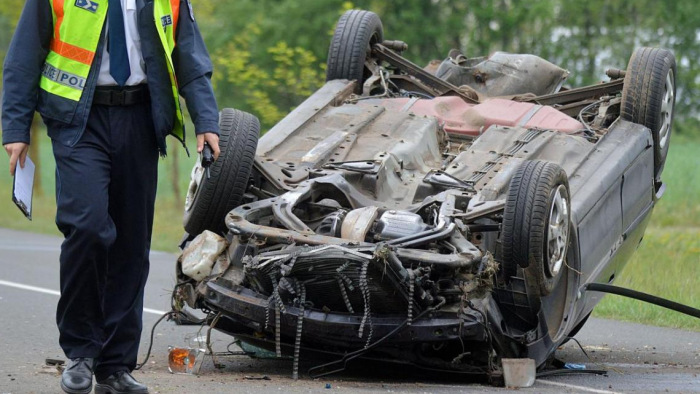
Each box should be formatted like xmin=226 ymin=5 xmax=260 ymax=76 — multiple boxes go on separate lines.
xmin=546 ymin=185 xmax=569 ymax=278
xmin=659 ymin=69 xmax=674 ymax=150
xmin=184 ymin=160 xmax=205 ymax=212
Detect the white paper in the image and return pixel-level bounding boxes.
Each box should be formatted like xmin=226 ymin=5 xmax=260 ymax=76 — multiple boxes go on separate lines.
xmin=12 ymin=155 xmax=35 ymax=220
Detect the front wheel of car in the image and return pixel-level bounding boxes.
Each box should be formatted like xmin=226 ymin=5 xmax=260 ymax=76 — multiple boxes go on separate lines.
xmin=326 ymin=9 xmax=384 ymax=93
xmin=183 ymin=108 xmax=260 ymax=236
xmin=621 ymin=47 xmax=676 ymax=182
xmin=501 ymin=160 xmax=571 ymax=297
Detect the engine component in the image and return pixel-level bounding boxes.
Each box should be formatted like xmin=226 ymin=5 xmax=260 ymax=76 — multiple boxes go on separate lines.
xmin=316 ymin=210 xmax=347 ymax=237
xmin=375 ymin=210 xmax=430 ymax=240
xmin=341 ymin=206 xmax=379 ymax=242
xmin=181 ymin=230 xmax=228 ymax=281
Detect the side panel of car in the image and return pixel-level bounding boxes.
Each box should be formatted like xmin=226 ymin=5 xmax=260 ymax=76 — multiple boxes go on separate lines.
xmin=567 ymin=120 xmax=654 ymax=323
xmin=611 ymin=144 xmax=656 ymax=285
xmin=621 ymin=146 xmax=655 ymax=234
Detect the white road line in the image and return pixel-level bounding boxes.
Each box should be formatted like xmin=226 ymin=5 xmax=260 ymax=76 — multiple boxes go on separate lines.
xmin=0 ymin=244 xmax=171 ymax=257
xmin=0 ymin=245 xmax=60 ymax=252
xmin=0 ymin=279 xmax=60 ymax=296
xmin=0 ymin=279 xmax=167 ymax=315
xmin=143 ymin=307 xmax=168 ymax=315
xmin=539 ymin=379 xmax=621 ymax=394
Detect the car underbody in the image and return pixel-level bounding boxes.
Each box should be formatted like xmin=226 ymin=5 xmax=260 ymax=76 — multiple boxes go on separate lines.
xmin=173 ymin=10 xmax=676 ymax=383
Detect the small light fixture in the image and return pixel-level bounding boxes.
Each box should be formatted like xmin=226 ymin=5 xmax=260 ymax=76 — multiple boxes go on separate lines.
xmin=168 ymin=347 xmax=205 ymax=374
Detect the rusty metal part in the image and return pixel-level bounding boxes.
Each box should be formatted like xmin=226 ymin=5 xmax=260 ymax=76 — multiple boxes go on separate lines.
xmin=455 ymin=199 xmax=506 ymax=222
xmin=257 ymin=80 xmax=356 ymax=157
xmin=341 ymin=206 xmax=380 ymax=242
xmin=372 ymin=43 xmax=479 ymax=103
xmin=605 ymin=68 xmax=626 ymax=79
xmin=526 ymin=79 xmax=623 ymax=106
xmin=435 ymin=52 xmax=569 ymax=97
xmin=381 ymin=40 xmax=408 ymax=52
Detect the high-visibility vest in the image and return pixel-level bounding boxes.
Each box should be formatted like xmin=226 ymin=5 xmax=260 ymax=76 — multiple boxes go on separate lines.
xmin=40 ymin=0 xmax=185 ymax=142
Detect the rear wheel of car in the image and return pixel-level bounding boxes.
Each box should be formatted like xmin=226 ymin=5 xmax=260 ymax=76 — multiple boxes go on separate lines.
xmin=621 ymin=47 xmax=676 ymax=182
xmin=501 ymin=160 xmax=571 ymax=297
xmin=183 ymin=108 xmax=260 ymax=235
xmin=326 ymin=9 xmax=384 ymax=93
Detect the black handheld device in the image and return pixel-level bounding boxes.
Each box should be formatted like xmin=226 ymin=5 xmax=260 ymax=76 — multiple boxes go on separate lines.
xmin=202 ymin=142 xmax=214 ymax=178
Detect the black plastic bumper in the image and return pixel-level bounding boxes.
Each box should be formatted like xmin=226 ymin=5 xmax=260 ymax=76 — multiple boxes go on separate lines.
xmin=203 ymin=279 xmax=488 ymax=348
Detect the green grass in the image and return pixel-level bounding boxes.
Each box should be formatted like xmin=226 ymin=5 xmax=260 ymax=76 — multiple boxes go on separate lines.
xmin=1 ymin=130 xmax=699 ymax=330
xmin=592 ymin=227 xmax=700 ymax=331
xmin=646 ymin=137 xmax=700 ymax=227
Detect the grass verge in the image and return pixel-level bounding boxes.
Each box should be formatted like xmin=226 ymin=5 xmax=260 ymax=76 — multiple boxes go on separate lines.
xmin=592 ymin=226 xmax=700 ymax=331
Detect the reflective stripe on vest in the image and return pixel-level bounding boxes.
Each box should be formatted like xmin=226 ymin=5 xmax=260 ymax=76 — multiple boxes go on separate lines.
xmin=40 ymin=0 xmax=185 ymax=142
xmin=40 ymin=0 xmax=106 ymax=101
xmin=154 ymin=0 xmax=185 ymax=142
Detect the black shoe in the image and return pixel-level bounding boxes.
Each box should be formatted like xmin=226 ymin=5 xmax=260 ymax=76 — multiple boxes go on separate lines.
xmin=60 ymin=357 xmax=95 ymax=394
xmin=95 ymin=371 xmax=148 ymax=394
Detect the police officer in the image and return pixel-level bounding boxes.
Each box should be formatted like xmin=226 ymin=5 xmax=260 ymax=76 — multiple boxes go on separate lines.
xmin=2 ymin=0 xmax=220 ymax=392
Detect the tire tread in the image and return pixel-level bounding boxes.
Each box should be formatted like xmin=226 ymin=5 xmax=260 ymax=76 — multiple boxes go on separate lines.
xmin=501 ymin=160 xmax=569 ymax=297
xmin=183 ymin=108 xmax=260 ymax=235
xmin=621 ymin=47 xmax=676 ymax=180
xmin=326 ymin=10 xmax=383 ymax=92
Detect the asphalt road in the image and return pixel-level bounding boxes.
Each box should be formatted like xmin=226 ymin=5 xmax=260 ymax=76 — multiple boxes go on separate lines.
xmin=0 ymin=228 xmax=698 ymax=393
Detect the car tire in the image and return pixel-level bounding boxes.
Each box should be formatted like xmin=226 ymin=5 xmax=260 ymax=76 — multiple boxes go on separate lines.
xmin=183 ymin=108 xmax=260 ymax=236
xmin=621 ymin=47 xmax=676 ymax=182
xmin=326 ymin=9 xmax=384 ymax=93
xmin=501 ymin=160 xmax=571 ymax=296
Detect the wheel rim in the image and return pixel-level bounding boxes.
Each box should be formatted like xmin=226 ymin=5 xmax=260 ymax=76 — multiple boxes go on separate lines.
xmin=184 ymin=160 xmax=205 ymax=213
xmin=659 ymin=69 xmax=675 ymax=150
xmin=546 ymin=185 xmax=569 ymax=278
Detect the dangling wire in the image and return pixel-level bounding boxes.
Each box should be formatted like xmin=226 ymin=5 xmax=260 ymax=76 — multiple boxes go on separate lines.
xmin=292 ymin=282 xmax=306 ymax=380
xmin=358 ymin=260 xmax=373 ymax=347
xmin=205 ymin=312 xmax=223 ymax=369
xmin=407 ymin=269 xmax=415 ymax=325
xmin=135 ymin=311 xmax=177 ymax=370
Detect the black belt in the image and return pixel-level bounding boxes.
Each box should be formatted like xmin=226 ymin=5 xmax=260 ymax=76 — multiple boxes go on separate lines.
xmin=93 ymin=85 xmax=150 ymax=106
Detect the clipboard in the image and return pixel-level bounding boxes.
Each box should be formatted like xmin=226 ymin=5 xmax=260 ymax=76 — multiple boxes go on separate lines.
xmin=12 ymin=155 xmax=35 ymax=221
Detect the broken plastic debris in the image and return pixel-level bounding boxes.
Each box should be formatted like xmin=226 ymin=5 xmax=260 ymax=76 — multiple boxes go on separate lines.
xmin=564 ymin=362 xmax=587 ymax=370
xmin=39 ymin=365 xmax=62 ymax=375
xmin=237 ymin=340 xmax=284 ymax=359
xmin=168 ymin=347 xmax=205 ymax=374
xmin=45 ymin=358 xmax=65 ymax=366
xmin=244 ymin=375 xmax=271 ymax=380
xmin=181 ymin=230 xmax=228 ymax=281
xmin=501 ymin=358 xmax=536 ymax=388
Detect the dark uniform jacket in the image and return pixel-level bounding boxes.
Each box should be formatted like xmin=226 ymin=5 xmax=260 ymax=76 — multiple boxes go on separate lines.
xmin=1 ymin=0 xmax=219 ymax=154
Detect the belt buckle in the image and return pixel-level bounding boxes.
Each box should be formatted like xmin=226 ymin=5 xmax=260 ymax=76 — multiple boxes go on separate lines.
xmin=110 ymin=89 xmax=126 ymax=106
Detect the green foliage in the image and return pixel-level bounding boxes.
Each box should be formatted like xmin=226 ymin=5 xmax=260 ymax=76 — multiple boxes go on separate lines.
xmin=211 ymin=21 xmax=325 ymax=129
xmin=2 ymin=0 xmax=698 ymax=137
xmin=0 ymin=0 xmax=24 ymax=83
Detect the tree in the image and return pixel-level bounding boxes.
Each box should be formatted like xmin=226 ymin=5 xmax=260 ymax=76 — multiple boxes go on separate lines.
xmin=0 ymin=1 xmax=44 ymax=195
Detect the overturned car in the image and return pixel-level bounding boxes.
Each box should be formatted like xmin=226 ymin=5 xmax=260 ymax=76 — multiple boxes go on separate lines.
xmin=174 ymin=10 xmax=676 ymax=381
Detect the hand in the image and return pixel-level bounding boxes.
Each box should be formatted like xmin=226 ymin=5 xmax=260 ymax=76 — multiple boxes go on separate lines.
xmin=196 ymin=132 xmax=220 ymax=160
xmin=4 ymin=142 xmax=30 ymax=176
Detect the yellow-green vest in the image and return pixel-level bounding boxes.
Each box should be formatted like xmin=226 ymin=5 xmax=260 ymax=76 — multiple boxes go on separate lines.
xmin=40 ymin=0 xmax=185 ymax=141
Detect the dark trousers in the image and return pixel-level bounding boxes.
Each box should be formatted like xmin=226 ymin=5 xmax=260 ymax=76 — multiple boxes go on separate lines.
xmin=51 ymin=103 xmax=158 ymax=380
